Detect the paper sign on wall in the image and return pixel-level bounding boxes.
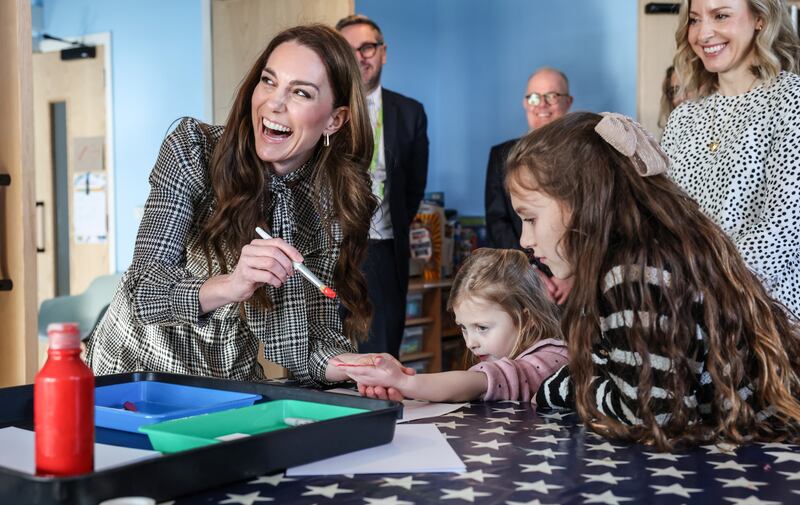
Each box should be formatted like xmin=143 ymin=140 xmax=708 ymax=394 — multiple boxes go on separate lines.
xmin=72 ymin=136 xmax=105 ymax=172
xmin=73 ymin=172 xmax=107 ymax=244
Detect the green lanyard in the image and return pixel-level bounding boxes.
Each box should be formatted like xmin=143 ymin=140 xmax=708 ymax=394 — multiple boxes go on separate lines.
xmin=369 ymin=104 xmax=384 ymax=198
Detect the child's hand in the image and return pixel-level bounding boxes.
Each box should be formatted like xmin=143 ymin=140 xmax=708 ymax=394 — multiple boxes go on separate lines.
xmin=340 ymin=355 xmax=414 ymax=399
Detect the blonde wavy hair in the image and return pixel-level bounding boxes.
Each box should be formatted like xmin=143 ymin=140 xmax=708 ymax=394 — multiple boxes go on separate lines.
xmin=447 ymin=248 xmax=562 ymax=364
xmin=673 ymin=0 xmax=800 ymax=97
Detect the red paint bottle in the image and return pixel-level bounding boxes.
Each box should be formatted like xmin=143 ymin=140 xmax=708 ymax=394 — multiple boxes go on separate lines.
xmin=34 ymin=322 xmax=95 ymax=476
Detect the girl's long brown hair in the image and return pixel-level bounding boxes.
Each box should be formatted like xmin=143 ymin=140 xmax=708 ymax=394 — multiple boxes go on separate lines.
xmin=506 ymin=111 xmax=800 ymax=450
xmin=198 ymin=24 xmax=377 ymax=342
xmin=447 ymin=248 xmax=562 ymax=366
xmin=674 ymin=0 xmax=800 ymax=98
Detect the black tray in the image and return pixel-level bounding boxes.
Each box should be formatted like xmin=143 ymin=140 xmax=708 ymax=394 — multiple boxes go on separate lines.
xmin=0 ymin=372 xmax=402 ymax=505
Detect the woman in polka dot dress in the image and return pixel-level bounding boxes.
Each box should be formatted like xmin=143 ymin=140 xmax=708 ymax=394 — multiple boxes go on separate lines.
xmin=662 ymin=0 xmax=800 ymax=316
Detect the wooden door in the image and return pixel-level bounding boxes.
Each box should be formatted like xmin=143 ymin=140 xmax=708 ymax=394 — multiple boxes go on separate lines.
xmin=33 ymin=45 xmax=109 ymax=304
xmin=0 ymin=0 xmax=38 ymax=386
xmin=637 ymin=1 xmax=681 ymax=138
xmin=212 ymin=0 xmax=354 ymax=123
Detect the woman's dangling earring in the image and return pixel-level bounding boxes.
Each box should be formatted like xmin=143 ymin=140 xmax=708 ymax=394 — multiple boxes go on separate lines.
xmin=324 ymin=133 xmax=330 ymax=147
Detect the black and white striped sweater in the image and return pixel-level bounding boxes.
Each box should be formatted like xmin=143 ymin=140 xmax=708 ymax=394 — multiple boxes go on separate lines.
xmin=537 ymin=265 xmax=772 ymax=426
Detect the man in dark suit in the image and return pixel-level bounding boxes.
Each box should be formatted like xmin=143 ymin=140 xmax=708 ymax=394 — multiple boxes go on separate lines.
xmin=337 ymin=15 xmax=429 ymax=357
xmin=485 ymin=67 xmax=573 ymax=302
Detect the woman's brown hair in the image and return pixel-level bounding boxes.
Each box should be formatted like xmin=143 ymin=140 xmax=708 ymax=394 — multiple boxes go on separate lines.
xmin=674 ymin=0 xmax=800 ymax=97
xmin=506 ymin=111 xmax=800 ymax=450
xmin=198 ymin=24 xmax=377 ymax=342
xmin=447 ymin=248 xmax=562 ymax=365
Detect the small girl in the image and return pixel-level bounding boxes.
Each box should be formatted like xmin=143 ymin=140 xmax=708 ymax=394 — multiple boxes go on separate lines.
xmin=505 ymin=111 xmax=800 ymax=449
xmin=339 ymin=248 xmax=568 ymax=403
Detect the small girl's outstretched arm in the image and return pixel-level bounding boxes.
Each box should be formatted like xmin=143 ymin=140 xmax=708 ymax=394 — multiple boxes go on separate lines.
xmin=340 ymin=356 xmax=488 ymax=403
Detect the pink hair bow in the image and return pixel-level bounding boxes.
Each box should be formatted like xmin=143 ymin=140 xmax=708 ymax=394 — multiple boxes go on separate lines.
xmin=594 ymin=112 xmax=670 ymax=177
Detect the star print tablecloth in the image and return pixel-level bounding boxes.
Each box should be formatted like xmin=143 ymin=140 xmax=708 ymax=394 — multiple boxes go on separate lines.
xmin=169 ymin=400 xmax=800 ymax=505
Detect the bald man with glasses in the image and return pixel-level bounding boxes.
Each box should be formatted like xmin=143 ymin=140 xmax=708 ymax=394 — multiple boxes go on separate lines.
xmin=336 ymin=15 xmax=429 ymax=358
xmin=485 ymin=67 xmax=573 ymax=303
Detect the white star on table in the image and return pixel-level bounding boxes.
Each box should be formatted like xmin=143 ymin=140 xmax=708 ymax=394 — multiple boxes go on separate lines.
xmin=585 ymin=442 xmax=624 ymax=453
xmin=584 ymin=457 xmax=628 ymax=468
xmin=646 ymin=466 xmax=696 ymax=479
xmin=650 ymin=483 xmax=703 ymax=498
xmin=480 ymin=426 xmax=517 ymax=436
xmin=471 ymin=439 xmax=511 ymax=450
xmin=581 ymin=472 xmax=631 ymax=485
xmin=493 ymin=406 xmax=525 ymax=414
xmin=452 ymin=469 xmax=500 ymax=483
xmin=443 ymin=433 xmax=461 ymax=440
xmin=538 ymin=411 xmax=571 ymax=421
xmin=708 ymin=460 xmax=756 ymax=472
xmin=520 ymin=461 xmax=565 ymax=475
xmin=381 ymin=476 xmax=429 ymax=490
xmin=463 ymin=452 xmax=507 ymax=465
xmin=247 ymin=472 xmax=295 ymax=486
xmin=499 ymin=400 xmax=522 ymax=405
xmin=364 ymin=496 xmax=414 ymax=505
xmin=506 ymin=500 xmax=557 ymax=505
xmin=716 ymin=477 xmax=768 ymax=490
xmin=759 ymin=442 xmax=798 ymax=450
xmin=702 ymin=443 xmax=739 ymax=456
xmin=440 ymin=486 xmax=492 ymax=502
xmin=523 ymin=448 xmax=568 ymax=459
xmin=642 ymin=452 xmax=687 ymax=462
xmin=579 ymin=490 xmax=633 ymax=505
xmin=435 ymin=421 xmax=468 ymax=430
xmin=534 ymin=422 xmax=565 ymax=431
xmin=487 ymin=416 xmax=522 ymax=425
xmin=766 ymin=451 xmax=800 ymax=463
xmin=302 ymin=483 xmax=354 ymax=499
xmin=529 ymin=434 xmax=569 ymax=444
xmin=443 ymin=411 xmax=475 ymax=419
xmin=723 ymin=496 xmax=782 ymax=505
xmin=219 ymin=491 xmax=274 ymax=505
xmin=513 ymin=479 xmax=563 ymax=493
xmin=778 ymin=469 xmax=800 ymax=480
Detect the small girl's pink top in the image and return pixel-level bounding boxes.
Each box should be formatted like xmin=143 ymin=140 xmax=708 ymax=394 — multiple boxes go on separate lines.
xmin=468 ymin=338 xmax=569 ymax=402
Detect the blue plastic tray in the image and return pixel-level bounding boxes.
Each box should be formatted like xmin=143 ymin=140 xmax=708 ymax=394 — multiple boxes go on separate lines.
xmin=95 ymin=381 xmax=261 ymax=432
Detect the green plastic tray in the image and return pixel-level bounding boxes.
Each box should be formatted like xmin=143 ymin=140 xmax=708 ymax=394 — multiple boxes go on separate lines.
xmin=139 ymin=399 xmax=367 ymax=453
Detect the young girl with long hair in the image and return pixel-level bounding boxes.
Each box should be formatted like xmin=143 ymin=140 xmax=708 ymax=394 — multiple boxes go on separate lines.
xmin=339 ymin=248 xmax=567 ymax=402
xmin=87 ymin=24 xmax=385 ymax=385
xmin=507 ymin=111 xmax=800 ymax=450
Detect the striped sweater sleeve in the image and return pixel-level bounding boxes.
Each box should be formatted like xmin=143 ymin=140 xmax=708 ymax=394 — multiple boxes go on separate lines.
xmin=537 ymin=265 xmax=706 ymax=425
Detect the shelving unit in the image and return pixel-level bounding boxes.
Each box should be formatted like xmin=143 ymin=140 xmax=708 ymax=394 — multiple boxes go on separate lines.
xmin=402 ymin=277 xmax=466 ymax=373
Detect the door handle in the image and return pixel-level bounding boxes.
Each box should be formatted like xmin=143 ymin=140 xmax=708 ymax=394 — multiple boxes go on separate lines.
xmin=36 ymin=201 xmax=46 ymax=253
xmin=1 ymin=173 xmax=11 ymax=290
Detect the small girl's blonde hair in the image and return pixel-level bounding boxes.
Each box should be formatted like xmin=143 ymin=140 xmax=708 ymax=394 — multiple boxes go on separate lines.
xmin=447 ymin=248 xmax=562 ymax=359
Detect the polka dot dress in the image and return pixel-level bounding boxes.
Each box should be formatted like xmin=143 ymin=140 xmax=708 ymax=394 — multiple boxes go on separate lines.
xmin=662 ymin=71 xmax=800 ymax=317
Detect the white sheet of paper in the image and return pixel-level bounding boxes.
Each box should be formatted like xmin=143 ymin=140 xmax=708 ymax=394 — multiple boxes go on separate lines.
xmin=72 ymin=172 xmax=107 ymax=244
xmin=286 ymin=423 xmax=465 ymax=476
xmin=325 ymin=388 xmax=467 ymax=423
xmin=0 ymin=427 xmax=160 ymax=475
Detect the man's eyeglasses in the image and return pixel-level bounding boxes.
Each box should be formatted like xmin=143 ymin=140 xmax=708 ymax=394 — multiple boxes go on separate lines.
xmin=526 ymin=92 xmax=569 ymax=107
xmin=354 ymin=42 xmax=384 ymax=58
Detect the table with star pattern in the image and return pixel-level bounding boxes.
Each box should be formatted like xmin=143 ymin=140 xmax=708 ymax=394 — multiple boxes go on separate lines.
xmin=161 ymin=398 xmax=800 ymax=505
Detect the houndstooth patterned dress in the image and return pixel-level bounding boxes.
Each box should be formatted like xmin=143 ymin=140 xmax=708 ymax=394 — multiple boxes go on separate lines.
xmin=86 ymin=118 xmax=355 ymax=385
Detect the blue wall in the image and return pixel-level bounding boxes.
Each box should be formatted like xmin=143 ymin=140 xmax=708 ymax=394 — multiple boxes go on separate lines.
xmin=355 ymin=0 xmax=638 ymax=216
xmin=41 ymin=0 xmax=207 ymax=270
xmin=41 ymin=0 xmax=636 ymax=269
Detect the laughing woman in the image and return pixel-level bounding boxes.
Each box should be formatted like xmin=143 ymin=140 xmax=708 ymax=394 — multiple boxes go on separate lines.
xmin=661 ymin=0 xmax=800 ymax=316
xmin=87 ymin=25 xmax=381 ymax=385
